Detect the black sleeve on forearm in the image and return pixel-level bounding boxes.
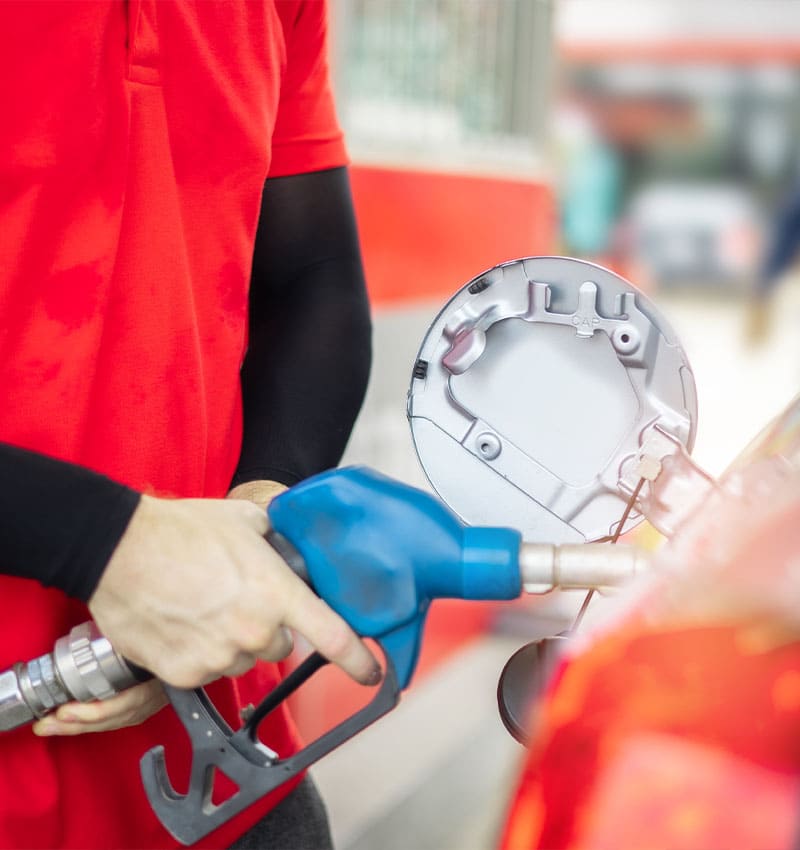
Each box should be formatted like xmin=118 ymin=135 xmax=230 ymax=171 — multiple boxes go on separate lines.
xmin=0 ymin=443 xmax=140 ymax=602
xmin=232 ymin=166 xmax=372 ymax=488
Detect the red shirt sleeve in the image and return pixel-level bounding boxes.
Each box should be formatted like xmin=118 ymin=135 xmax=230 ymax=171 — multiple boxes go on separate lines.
xmin=269 ymin=0 xmax=348 ymax=177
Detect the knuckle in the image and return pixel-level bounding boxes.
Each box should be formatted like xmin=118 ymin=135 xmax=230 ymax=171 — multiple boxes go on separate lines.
xmin=231 ymin=653 xmax=258 ymax=676
xmin=120 ymin=708 xmax=141 ymax=727
xmin=258 ymin=628 xmax=293 ymax=662
xmin=68 ymin=704 xmax=100 ymax=723
xmin=236 ymin=622 xmax=272 ymax=653
xmin=203 ymin=653 xmax=229 ymax=677
xmin=206 ymin=643 xmax=241 ymax=676
xmin=321 ymin=621 xmax=354 ymax=662
xmin=277 ymin=627 xmax=294 ymax=656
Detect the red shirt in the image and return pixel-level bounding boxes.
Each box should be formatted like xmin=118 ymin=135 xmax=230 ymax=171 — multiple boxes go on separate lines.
xmin=0 ymin=2 xmax=346 ymax=847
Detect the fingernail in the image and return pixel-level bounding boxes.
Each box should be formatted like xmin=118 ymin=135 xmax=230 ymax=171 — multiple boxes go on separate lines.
xmin=59 ymin=711 xmax=79 ymax=722
xmin=365 ymin=665 xmax=383 ymax=686
xmin=33 ymin=720 xmax=57 ymax=736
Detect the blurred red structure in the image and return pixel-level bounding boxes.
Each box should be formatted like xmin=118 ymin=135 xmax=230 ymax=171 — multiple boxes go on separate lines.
xmin=561 ymin=42 xmax=800 ymax=65
xmin=500 ymin=623 xmax=800 ymax=850
xmin=350 ymin=166 xmax=556 ymax=305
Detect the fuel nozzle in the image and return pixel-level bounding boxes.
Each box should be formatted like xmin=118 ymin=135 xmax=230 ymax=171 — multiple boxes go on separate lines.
xmin=0 ymin=622 xmax=141 ymax=731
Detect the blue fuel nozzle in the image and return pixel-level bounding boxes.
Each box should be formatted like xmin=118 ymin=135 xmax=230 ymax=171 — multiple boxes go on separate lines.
xmin=267 ymin=466 xmax=522 ymax=688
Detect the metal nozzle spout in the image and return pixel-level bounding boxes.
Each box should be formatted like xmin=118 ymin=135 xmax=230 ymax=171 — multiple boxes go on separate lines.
xmin=519 ymin=542 xmax=651 ymax=594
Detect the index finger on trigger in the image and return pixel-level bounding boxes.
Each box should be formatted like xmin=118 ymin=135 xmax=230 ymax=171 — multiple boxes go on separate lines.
xmin=283 ymin=581 xmax=382 ymax=686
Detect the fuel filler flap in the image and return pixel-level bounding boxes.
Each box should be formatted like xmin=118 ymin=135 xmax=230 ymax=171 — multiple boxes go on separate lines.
xmin=407 ymin=257 xmax=698 ymax=544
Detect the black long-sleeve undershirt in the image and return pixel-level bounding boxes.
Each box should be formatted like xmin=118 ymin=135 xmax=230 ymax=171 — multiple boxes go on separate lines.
xmin=0 ymin=443 xmax=141 ymax=602
xmin=233 ymin=166 xmax=371 ymax=487
xmin=1 ymin=167 xmax=371 ymax=601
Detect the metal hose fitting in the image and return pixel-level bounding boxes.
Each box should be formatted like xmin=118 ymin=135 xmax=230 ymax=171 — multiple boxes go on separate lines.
xmin=0 ymin=622 xmax=139 ymax=732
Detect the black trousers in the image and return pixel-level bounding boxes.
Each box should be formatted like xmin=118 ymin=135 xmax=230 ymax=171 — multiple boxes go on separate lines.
xmin=228 ymin=776 xmax=333 ymax=850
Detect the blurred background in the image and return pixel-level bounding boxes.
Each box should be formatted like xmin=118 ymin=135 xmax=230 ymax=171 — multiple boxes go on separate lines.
xmin=298 ymin=3 xmax=800 ymax=848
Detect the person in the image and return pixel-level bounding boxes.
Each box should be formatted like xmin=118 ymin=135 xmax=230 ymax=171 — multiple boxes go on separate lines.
xmin=0 ymin=2 xmax=377 ymax=847
xmin=746 ymin=180 xmax=800 ymax=343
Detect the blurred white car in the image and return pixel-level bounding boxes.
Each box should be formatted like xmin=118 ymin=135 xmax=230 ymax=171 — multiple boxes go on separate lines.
xmin=623 ymin=182 xmax=763 ymax=289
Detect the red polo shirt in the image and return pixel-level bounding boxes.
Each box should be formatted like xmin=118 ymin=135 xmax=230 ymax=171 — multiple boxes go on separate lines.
xmin=0 ymin=2 xmax=346 ymax=847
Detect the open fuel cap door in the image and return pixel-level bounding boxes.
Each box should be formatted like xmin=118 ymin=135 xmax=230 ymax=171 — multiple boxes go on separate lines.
xmin=407 ymin=257 xmax=698 ymax=543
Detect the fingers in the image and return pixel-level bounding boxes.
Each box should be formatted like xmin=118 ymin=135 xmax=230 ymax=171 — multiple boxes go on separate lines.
xmin=282 ymin=580 xmax=382 ymax=685
xmin=32 ymin=681 xmax=168 ymax=737
xmin=231 ymin=498 xmax=270 ymax=536
xmin=220 ymin=651 xmax=258 ymax=679
xmin=255 ymin=625 xmax=294 ymax=663
xmin=90 ymin=491 xmax=380 ymax=692
xmin=216 ymin=630 xmax=295 ymax=677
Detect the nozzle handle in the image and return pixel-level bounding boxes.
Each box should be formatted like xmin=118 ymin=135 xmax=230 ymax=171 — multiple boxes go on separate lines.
xmin=268 ymin=466 xmax=522 ymax=688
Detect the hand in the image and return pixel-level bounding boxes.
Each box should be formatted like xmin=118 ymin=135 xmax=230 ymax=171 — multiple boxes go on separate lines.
xmin=89 ymin=493 xmax=381 ymax=689
xmin=32 ymin=680 xmax=168 ymax=737
xmin=226 ymin=480 xmax=294 ymax=658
